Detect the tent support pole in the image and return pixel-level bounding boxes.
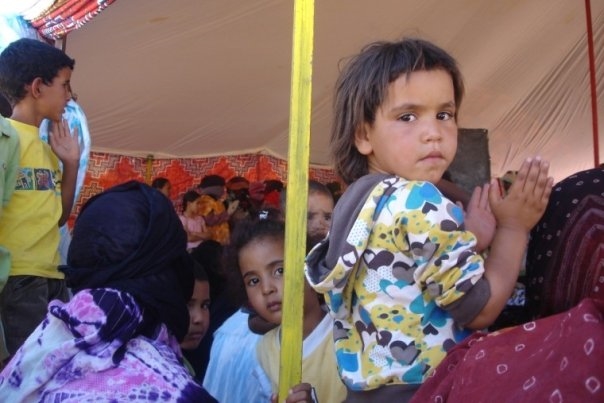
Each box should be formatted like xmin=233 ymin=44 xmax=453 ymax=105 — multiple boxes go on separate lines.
xmin=279 ymin=0 xmax=315 ymax=401
xmin=585 ymin=0 xmax=600 ymax=167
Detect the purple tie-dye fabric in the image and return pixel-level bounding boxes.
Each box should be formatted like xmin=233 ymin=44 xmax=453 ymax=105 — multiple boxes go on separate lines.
xmin=0 ymin=288 xmax=216 ymax=402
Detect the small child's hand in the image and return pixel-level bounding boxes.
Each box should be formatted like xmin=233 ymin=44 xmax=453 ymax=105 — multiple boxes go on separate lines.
xmin=463 ymin=183 xmax=495 ymax=252
xmin=49 ymin=119 xmax=80 ymax=165
xmin=489 ymin=157 xmax=553 ymax=232
xmin=270 ymin=383 xmax=316 ymax=403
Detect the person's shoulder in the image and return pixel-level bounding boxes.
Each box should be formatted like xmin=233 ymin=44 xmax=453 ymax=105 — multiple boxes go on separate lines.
xmin=4 ymin=119 xmax=39 ymax=142
xmin=0 ymin=116 xmax=18 ymax=139
xmin=262 ymin=325 xmax=280 ymax=340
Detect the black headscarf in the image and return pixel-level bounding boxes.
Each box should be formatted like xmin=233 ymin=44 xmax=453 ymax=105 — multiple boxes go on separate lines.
xmin=61 ymin=180 xmax=194 ymax=341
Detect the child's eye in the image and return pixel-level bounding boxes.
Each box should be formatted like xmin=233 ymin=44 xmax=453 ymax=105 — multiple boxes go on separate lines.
xmin=437 ymin=111 xmax=454 ymax=121
xmin=398 ymin=113 xmax=416 ymax=122
xmin=246 ymin=277 xmax=260 ymax=287
xmin=274 ymin=267 xmax=284 ymax=277
xmin=202 ymin=302 xmax=211 ymax=310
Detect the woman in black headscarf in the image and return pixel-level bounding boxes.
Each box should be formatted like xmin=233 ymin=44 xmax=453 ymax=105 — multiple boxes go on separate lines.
xmin=0 ymin=181 xmax=217 ymax=402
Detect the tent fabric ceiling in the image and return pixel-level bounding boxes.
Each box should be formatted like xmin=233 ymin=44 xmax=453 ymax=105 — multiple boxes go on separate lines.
xmin=65 ymin=0 xmax=603 ymax=182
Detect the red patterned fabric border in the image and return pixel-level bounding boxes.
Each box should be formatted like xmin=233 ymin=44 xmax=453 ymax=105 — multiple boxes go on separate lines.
xmin=70 ymin=151 xmax=341 ymax=227
xmin=29 ymin=0 xmax=117 ymax=40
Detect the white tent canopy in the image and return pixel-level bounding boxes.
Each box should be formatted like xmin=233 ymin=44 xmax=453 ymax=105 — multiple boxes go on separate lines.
xmin=64 ymin=0 xmax=603 ymax=182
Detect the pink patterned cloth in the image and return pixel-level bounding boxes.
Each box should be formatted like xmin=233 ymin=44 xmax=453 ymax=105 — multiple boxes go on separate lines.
xmin=411 ymin=298 xmax=604 ymax=402
xmin=179 ymin=215 xmax=207 ymax=250
xmin=0 ymin=288 xmax=215 ymax=402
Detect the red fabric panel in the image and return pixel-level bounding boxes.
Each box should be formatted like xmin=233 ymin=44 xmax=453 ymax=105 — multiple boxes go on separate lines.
xmin=411 ymin=298 xmax=604 ymax=402
xmin=68 ymin=151 xmax=341 ymax=228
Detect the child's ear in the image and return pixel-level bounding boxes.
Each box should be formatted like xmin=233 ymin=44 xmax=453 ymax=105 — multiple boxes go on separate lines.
xmin=29 ymin=77 xmax=45 ymax=98
xmin=354 ymin=123 xmax=373 ymax=156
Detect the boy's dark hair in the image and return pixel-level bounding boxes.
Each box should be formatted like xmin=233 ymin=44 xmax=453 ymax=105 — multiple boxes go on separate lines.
xmin=224 ymin=217 xmax=285 ymax=307
xmin=181 ymin=190 xmax=201 ymax=213
xmin=0 ymin=38 xmax=75 ymax=105
xmin=199 ymin=174 xmax=225 ymax=189
xmin=331 ymin=37 xmax=464 ymax=184
xmin=151 ymin=177 xmax=170 ymax=189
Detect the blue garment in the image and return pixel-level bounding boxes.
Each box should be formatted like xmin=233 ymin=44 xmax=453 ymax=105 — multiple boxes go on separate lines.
xmin=203 ymin=309 xmax=271 ymax=402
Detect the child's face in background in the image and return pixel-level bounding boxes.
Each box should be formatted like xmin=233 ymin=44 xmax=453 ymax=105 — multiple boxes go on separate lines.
xmin=239 ymin=237 xmax=323 ymax=326
xmin=354 ymin=68 xmax=458 ymax=184
xmin=185 ymin=198 xmax=199 ymax=214
xmin=180 ymin=280 xmax=210 ymax=350
xmin=239 ymin=238 xmax=285 ymax=325
xmin=307 ymin=192 xmax=334 ymax=240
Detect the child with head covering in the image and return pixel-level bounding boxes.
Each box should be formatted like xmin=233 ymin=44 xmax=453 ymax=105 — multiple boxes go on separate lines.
xmin=0 ymin=180 xmax=217 ymax=402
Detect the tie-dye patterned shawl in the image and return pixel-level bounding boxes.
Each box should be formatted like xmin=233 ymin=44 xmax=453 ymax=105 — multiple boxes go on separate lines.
xmin=0 ymin=288 xmax=215 ymax=402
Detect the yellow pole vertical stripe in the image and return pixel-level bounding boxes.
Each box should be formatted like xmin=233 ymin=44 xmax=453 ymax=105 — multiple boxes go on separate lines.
xmin=279 ymin=0 xmax=314 ymax=401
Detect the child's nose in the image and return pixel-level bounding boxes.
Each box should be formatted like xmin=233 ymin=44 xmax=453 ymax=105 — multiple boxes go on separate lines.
xmin=191 ymin=309 xmax=203 ymax=324
xmin=422 ymin=120 xmax=443 ymax=142
xmin=262 ymin=280 xmax=277 ymax=295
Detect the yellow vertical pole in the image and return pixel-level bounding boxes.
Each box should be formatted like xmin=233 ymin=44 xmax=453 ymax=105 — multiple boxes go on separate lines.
xmin=279 ymin=0 xmax=314 ymax=401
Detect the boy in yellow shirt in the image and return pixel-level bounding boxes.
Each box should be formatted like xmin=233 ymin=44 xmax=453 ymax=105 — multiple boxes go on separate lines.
xmin=0 ymin=38 xmax=80 ymax=356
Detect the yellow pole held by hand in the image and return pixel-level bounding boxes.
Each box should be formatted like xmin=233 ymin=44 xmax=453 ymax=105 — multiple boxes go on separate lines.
xmin=279 ymin=0 xmax=314 ymax=401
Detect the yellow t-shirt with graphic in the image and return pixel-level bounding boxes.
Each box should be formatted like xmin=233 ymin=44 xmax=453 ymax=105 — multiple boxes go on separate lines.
xmin=0 ymin=120 xmax=62 ymax=279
